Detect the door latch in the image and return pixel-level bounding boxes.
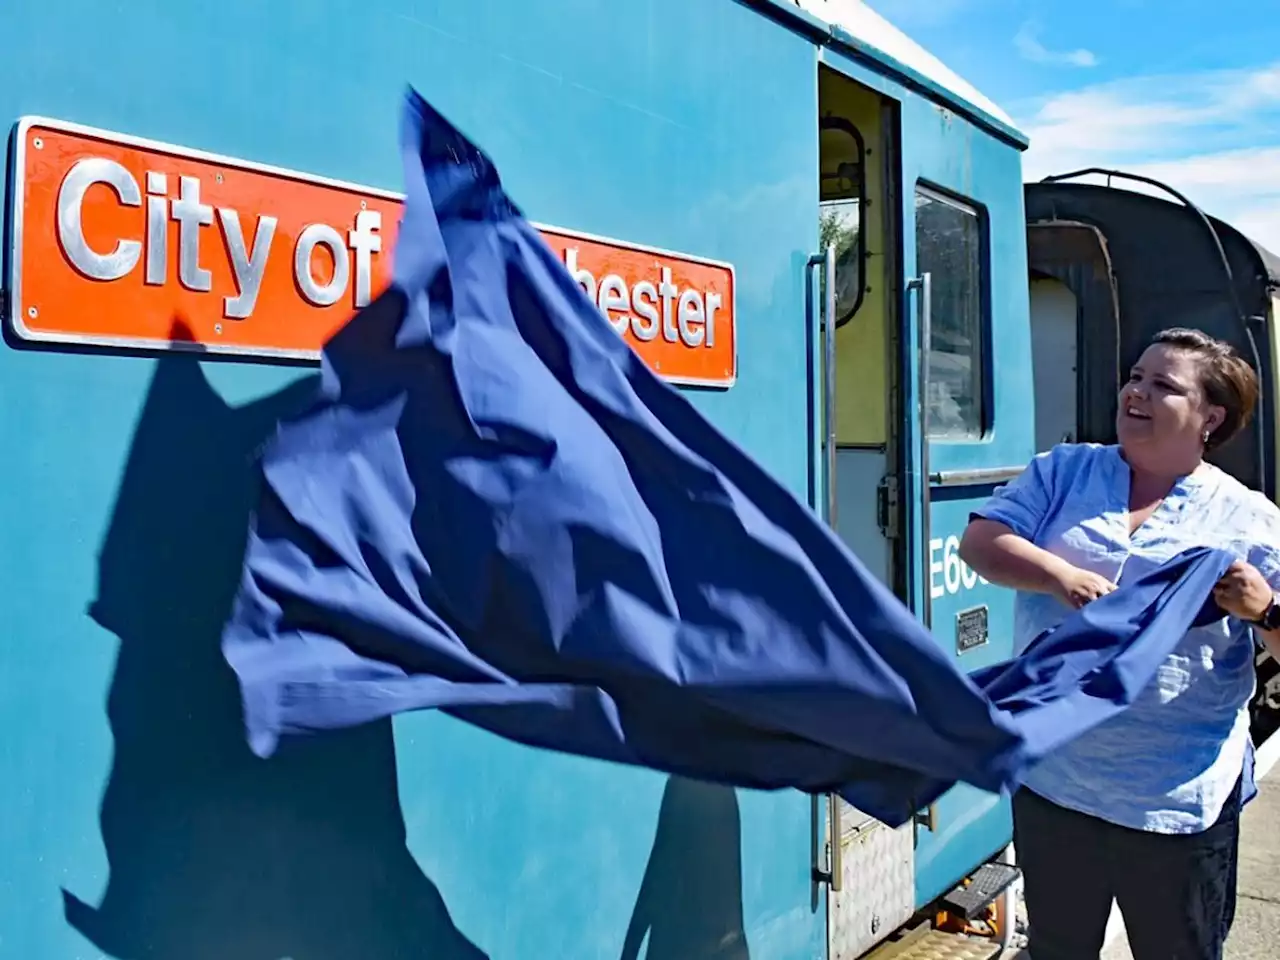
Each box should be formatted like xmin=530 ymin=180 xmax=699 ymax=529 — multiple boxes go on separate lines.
xmin=876 ymin=475 xmax=900 ymax=539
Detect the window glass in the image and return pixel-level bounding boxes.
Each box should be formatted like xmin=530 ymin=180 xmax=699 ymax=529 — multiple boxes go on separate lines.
xmin=914 ymin=187 xmax=985 ymax=439
xmin=819 ymin=199 xmax=863 ymax=324
xmin=819 ymin=118 xmax=866 ymax=326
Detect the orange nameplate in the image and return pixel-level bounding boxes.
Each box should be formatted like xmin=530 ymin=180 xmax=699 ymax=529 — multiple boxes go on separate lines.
xmin=8 ymin=118 xmax=736 ymax=387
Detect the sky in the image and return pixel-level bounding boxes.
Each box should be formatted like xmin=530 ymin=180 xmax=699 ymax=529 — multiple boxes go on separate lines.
xmin=864 ymin=0 xmax=1280 ymax=251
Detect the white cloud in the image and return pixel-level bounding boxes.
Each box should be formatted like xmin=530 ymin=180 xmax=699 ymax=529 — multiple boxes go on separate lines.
xmin=1017 ymin=63 xmax=1280 ymax=251
xmin=1014 ymin=24 xmax=1097 ymax=68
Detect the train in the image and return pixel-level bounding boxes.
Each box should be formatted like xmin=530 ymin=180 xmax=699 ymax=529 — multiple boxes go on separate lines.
xmin=2 ymin=1 xmax=1276 ymax=958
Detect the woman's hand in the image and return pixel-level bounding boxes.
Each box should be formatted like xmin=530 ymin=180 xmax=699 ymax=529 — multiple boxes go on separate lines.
xmin=1213 ymin=560 xmax=1274 ymax=622
xmin=1049 ymin=564 xmax=1117 ymax=610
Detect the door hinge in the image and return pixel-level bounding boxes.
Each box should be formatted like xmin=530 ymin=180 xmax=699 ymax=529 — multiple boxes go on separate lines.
xmin=877 ymin=476 xmax=900 ymax=539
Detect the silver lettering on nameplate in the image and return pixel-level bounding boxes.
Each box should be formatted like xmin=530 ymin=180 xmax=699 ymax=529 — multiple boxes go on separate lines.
xmin=956 ymin=605 xmax=989 ymax=654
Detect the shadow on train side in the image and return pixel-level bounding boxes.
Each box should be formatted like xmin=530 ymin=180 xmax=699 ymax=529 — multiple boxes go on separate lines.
xmin=59 ymin=324 xmax=487 ymax=960
xmin=55 ymin=319 xmax=751 ymax=960
xmin=621 ymin=777 xmax=750 ymax=960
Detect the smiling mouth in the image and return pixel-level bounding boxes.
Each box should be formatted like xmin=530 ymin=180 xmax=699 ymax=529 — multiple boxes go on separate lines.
xmin=1123 ymin=405 xmax=1152 ymax=420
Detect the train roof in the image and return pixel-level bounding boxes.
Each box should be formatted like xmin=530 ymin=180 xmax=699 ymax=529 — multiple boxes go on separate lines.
xmin=1026 ymin=179 xmax=1280 ymax=290
xmin=789 ymin=0 xmax=1024 ymax=144
xmin=1251 ymin=236 xmax=1280 ymax=286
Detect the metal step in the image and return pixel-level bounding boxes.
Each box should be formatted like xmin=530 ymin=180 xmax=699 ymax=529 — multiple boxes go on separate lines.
xmin=862 ymin=924 xmax=1002 ymax=960
xmin=940 ymin=860 xmax=1021 ymax=920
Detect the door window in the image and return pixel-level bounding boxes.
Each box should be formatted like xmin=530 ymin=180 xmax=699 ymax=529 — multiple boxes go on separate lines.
xmin=914 ymin=186 xmax=987 ymax=439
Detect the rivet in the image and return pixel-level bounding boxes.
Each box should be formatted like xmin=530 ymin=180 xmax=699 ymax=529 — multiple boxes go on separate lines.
xmin=360 ymin=200 xmax=368 ymax=210
xmin=32 ymin=137 xmax=43 ymax=150
xmin=216 ymin=173 xmax=224 ymax=184
xmin=214 ymin=323 xmax=223 ymax=334
xmin=27 ymin=306 xmax=37 ymax=319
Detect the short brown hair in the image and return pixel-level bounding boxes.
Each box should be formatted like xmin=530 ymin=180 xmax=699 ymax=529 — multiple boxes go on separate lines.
xmin=1149 ymin=327 xmax=1259 ymax=451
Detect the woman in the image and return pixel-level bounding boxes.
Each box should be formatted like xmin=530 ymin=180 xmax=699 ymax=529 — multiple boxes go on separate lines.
xmin=960 ymin=327 xmax=1280 ymax=960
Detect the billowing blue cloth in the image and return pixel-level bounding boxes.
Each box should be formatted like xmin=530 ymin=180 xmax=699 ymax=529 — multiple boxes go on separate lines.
xmin=220 ymin=88 xmax=1250 ymax=828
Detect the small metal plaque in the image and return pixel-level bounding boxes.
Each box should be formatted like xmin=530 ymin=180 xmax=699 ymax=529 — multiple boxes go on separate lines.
xmin=955 ymin=605 xmax=989 ymax=654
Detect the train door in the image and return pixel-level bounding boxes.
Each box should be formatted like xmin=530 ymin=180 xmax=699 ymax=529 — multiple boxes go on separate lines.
xmin=814 ymin=63 xmax=916 ymax=960
xmin=814 ymin=54 xmax=1035 ymax=954
xmin=1029 ymin=277 xmax=1079 ymax=451
xmin=1024 ymin=219 xmax=1122 ymax=452
xmin=893 ymin=91 xmax=1034 ymax=907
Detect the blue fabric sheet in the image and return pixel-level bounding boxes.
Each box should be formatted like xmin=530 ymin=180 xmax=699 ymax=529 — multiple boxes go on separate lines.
xmin=220 ymin=88 xmax=1253 ymax=828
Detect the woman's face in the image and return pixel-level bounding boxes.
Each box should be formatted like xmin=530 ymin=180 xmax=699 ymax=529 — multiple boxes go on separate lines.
xmin=1115 ymin=344 xmax=1225 ymax=464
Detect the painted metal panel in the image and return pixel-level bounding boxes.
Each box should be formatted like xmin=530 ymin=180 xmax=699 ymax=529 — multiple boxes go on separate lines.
xmin=0 ymin=2 xmax=825 ymax=958
xmin=833 ymin=449 xmax=892 ymax=586
xmin=820 ymin=46 xmax=1030 ymax=910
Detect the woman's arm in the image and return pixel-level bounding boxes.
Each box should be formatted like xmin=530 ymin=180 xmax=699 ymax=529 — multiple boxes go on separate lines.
xmin=960 ymin=518 xmax=1116 ymax=609
xmin=962 ymin=445 xmax=1115 ymax=608
xmin=959 ymin=519 xmax=1069 ymax=593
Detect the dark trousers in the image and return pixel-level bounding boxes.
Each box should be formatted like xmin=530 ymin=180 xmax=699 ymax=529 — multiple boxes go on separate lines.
xmin=1013 ymin=783 xmax=1240 ymax=960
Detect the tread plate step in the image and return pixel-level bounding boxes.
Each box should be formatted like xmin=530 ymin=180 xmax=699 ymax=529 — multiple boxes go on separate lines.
xmin=940 ymin=861 xmax=1021 ymax=920
xmin=862 ymin=925 xmax=1002 ymax=960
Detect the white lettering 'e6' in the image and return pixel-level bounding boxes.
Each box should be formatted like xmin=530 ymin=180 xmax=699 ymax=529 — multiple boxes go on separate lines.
xmin=929 ymin=534 xmax=988 ymax=599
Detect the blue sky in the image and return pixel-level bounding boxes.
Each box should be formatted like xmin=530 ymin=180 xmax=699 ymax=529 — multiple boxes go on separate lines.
xmin=865 ymin=0 xmax=1280 ymax=249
